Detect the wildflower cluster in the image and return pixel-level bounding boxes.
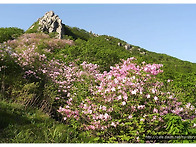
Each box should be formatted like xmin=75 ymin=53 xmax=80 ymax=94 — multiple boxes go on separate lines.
xmin=4 ymin=33 xmax=74 ymax=80
xmin=7 ymin=33 xmax=73 ymax=51
xmin=57 ymin=57 xmax=195 ymax=142
xmin=0 ymin=43 xmax=14 ymax=71
xmin=2 ymin=33 xmax=98 ymax=102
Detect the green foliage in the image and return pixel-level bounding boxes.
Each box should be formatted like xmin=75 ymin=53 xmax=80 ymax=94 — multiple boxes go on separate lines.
xmin=25 ymin=21 xmax=40 ymax=33
xmin=0 ymin=47 xmax=24 ymax=99
xmin=0 ymin=27 xmax=24 ymax=43
xmin=164 ymin=73 xmax=196 ymax=106
xmin=165 ymin=114 xmax=189 ymax=135
xmin=63 ymin=25 xmax=93 ymax=41
xmin=48 ymin=32 xmax=58 ymax=38
xmin=0 ymin=100 xmax=95 ymax=143
xmin=58 ymin=35 xmax=131 ymax=71
xmin=11 ymin=82 xmax=39 ymax=106
xmin=162 ymin=114 xmax=196 ymax=143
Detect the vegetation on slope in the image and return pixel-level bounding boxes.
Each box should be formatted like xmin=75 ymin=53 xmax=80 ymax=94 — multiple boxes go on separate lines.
xmin=0 ymin=100 xmax=95 ymax=143
xmin=63 ymin=25 xmax=94 ymax=41
xmin=0 ymin=27 xmax=24 ymax=43
xmin=0 ymin=25 xmax=196 ymax=143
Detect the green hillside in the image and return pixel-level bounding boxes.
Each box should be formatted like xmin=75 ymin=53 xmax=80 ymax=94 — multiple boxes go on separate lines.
xmin=0 ymin=24 xmax=196 ymax=143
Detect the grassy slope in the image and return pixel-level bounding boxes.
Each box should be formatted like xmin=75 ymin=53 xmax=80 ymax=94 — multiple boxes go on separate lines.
xmin=26 ymin=23 xmax=196 ymax=104
xmin=0 ymin=100 xmax=67 ymax=143
xmin=1 ymin=23 xmax=195 ymax=143
xmin=26 ymin=20 xmax=196 ymax=74
xmin=0 ymin=100 xmax=94 ymax=143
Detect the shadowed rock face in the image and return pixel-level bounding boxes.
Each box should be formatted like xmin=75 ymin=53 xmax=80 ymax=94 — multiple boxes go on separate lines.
xmin=125 ymin=44 xmax=132 ymax=50
xmin=38 ymin=11 xmax=65 ymax=39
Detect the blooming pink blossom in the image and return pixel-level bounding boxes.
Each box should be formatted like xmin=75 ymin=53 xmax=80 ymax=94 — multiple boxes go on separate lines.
xmin=111 ymin=87 xmax=116 ymax=92
xmin=117 ymin=95 xmax=122 ymax=100
xmin=140 ymin=118 xmax=145 ymax=122
xmin=111 ymin=122 xmax=116 ymax=127
xmin=154 ymin=96 xmax=158 ymax=101
xmin=122 ymin=101 xmax=126 ymax=106
xmin=153 ymin=108 xmax=158 ymax=113
xmin=146 ymin=94 xmax=150 ymax=99
xmin=131 ymin=89 xmax=137 ymax=95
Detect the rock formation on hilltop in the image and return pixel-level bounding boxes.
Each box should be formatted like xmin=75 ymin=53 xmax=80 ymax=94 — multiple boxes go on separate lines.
xmin=27 ymin=11 xmax=98 ymax=40
xmin=38 ymin=11 xmax=65 ymax=39
xmin=28 ymin=11 xmax=65 ymax=39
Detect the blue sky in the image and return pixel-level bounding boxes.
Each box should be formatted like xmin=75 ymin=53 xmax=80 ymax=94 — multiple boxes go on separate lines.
xmin=0 ymin=4 xmax=196 ymax=63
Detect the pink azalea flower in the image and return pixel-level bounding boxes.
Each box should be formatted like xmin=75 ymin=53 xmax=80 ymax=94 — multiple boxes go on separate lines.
xmin=131 ymin=89 xmax=137 ymax=95
xmin=154 ymin=96 xmax=158 ymax=101
xmin=111 ymin=122 xmax=116 ymax=127
xmin=111 ymin=87 xmax=116 ymax=92
xmin=140 ymin=118 xmax=145 ymax=122
xmin=138 ymin=105 xmax=145 ymax=110
xmin=153 ymin=108 xmax=158 ymax=113
xmin=99 ymin=114 xmax=104 ymax=119
xmin=163 ymin=110 xmax=168 ymax=114
xmin=102 ymin=106 xmax=107 ymax=111
xmin=104 ymin=113 xmax=110 ymax=120
xmin=114 ymin=78 xmax=118 ymax=84
xmin=89 ymin=125 xmax=95 ymax=130
xmin=123 ymin=94 xmax=128 ymax=101
xmin=146 ymin=94 xmax=150 ymax=98
xmin=67 ymin=93 xmax=71 ymax=97
xmin=122 ymin=101 xmax=126 ymax=106
xmin=152 ymin=88 xmax=156 ymax=94
xmin=186 ymin=103 xmax=191 ymax=108
xmin=117 ymin=95 xmax=122 ymax=100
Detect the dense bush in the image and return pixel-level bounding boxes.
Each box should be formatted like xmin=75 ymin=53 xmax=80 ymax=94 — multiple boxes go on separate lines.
xmin=0 ymin=27 xmax=24 ymax=43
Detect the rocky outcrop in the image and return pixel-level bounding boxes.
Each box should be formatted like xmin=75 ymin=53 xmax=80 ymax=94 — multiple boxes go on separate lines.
xmin=118 ymin=42 xmax=122 ymax=46
xmin=117 ymin=42 xmax=132 ymax=50
xmin=38 ymin=11 xmax=65 ymax=39
xmin=124 ymin=44 xmax=132 ymax=50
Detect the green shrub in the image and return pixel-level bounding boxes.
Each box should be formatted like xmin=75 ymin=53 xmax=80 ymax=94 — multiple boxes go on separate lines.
xmin=0 ymin=27 xmax=24 ymax=43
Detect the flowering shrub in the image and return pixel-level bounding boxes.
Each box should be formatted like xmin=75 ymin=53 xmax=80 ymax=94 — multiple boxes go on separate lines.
xmin=5 ymin=33 xmax=74 ymax=79
xmin=41 ymin=39 xmax=74 ymax=51
xmin=7 ymin=33 xmax=73 ymax=52
xmin=1 ymin=33 xmax=75 ymax=109
xmin=0 ymin=44 xmax=7 ymax=71
xmin=57 ymin=57 xmax=195 ymax=143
